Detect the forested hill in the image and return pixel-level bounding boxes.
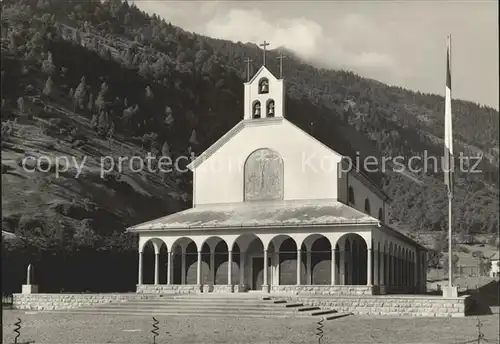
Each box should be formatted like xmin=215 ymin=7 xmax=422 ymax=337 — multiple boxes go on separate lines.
xmin=2 ymin=0 xmax=499 ymax=253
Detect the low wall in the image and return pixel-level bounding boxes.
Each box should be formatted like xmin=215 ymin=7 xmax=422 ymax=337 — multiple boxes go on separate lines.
xmin=269 ymin=294 xmax=472 ymax=317
xmin=12 ymin=293 xmax=143 ymax=311
xmin=136 ymin=284 xmax=201 ymax=294
xmin=270 ymin=285 xmax=375 ymax=296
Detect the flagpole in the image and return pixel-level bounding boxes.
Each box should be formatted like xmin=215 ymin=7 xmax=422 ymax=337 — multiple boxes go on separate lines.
xmin=448 ymin=187 xmax=452 ymax=288
xmin=447 ymin=34 xmax=453 ymax=289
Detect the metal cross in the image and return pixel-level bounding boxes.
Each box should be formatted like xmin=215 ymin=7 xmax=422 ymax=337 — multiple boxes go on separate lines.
xmin=277 ymin=53 xmax=286 ymax=79
xmin=259 ymin=40 xmax=270 ymax=65
xmin=244 ymin=57 xmax=253 ymax=82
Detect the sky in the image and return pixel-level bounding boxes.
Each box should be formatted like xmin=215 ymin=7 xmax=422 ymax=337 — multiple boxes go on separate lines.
xmin=133 ymin=0 xmax=499 ymax=110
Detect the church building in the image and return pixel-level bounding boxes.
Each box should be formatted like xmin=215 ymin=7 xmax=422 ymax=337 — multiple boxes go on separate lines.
xmin=127 ymin=45 xmax=428 ymax=296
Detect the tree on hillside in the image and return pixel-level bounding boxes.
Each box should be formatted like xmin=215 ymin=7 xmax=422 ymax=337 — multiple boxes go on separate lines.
xmin=43 ymin=77 xmax=53 ymax=97
xmin=98 ymin=110 xmax=109 ymax=136
xmin=164 ymin=106 xmax=174 ymax=126
xmin=17 ymin=97 xmax=24 ymax=114
xmin=95 ymin=82 xmax=109 ymax=113
xmin=73 ymin=76 xmax=87 ymax=112
xmin=161 ymin=140 xmax=170 ymax=158
xmin=41 ymin=51 xmax=56 ymax=76
xmin=87 ymin=93 xmax=94 ymax=112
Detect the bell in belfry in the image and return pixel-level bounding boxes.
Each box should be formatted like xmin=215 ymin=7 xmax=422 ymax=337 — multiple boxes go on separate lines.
xmin=260 ymin=80 xmax=269 ymax=93
xmin=267 ymin=101 xmax=275 ymax=116
xmin=253 ymin=103 xmax=261 ymax=117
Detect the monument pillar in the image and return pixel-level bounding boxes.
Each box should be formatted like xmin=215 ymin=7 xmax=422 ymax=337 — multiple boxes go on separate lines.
xmin=22 ymin=263 xmax=38 ymax=294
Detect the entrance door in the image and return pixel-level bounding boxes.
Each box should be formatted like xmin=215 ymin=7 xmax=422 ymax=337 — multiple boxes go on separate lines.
xmin=252 ymin=257 xmax=264 ymax=290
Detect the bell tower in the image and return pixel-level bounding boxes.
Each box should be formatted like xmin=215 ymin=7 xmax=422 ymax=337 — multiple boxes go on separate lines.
xmin=243 ymin=41 xmax=285 ymax=120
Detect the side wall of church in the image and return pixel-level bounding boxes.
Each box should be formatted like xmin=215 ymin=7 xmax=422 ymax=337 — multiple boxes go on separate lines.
xmin=347 ymin=175 xmax=385 ymax=221
xmin=193 ymin=121 xmax=343 ymax=205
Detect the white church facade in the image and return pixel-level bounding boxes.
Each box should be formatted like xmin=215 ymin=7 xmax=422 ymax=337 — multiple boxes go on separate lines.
xmin=127 ymin=58 xmax=428 ymax=296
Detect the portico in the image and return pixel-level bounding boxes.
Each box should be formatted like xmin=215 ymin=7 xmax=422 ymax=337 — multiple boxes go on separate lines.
xmin=129 ymin=200 xmax=427 ymax=296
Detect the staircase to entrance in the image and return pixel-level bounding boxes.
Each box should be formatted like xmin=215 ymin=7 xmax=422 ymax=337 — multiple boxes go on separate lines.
xmin=43 ymin=293 xmax=351 ymax=319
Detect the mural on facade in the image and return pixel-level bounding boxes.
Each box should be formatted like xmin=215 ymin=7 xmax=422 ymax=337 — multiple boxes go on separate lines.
xmin=244 ymin=149 xmax=283 ymax=201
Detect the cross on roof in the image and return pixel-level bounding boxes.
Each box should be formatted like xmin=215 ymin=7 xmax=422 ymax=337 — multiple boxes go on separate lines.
xmin=277 ymin=53 xmax=286 ymax=79
xmin=259 ymin=40 xmax=270 ymax=65
xmin=244 ymin=57 xmax=253 ymax=82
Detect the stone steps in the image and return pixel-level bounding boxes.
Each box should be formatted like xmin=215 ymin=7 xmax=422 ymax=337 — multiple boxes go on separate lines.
xmin=44 ymin=309 xmax=313 ymax=319
xmin=260 ymin=298 xmax=344 ymax=320
xmin=41 ymin=294 xmax=323 ymax=319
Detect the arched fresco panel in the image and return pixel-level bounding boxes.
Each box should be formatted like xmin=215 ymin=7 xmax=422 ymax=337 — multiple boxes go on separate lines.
xmin=244 ymin=149 xmax=284 ymax=201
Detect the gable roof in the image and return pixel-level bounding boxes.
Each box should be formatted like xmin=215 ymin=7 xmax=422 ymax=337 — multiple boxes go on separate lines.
xmin=187 ymin=116 xmax=389 ymax=201
xmin=248 ymin=65 xmax=279 ymax=84
xmin=187 ymin=117 xmax=284 ymax=170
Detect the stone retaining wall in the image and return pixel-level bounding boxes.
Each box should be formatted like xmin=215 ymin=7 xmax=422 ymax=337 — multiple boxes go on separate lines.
xmin=12 ymin=293 xmax=143 ymax=311
xmin=136 ymin=284 xmax=202 ymax=294
xmin=270 ymin=285 xmax=375 ymax=295
xmin=270 ymin=294 xmax=472 ymax=317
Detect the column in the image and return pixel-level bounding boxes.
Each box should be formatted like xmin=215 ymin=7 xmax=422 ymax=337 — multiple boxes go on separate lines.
xmin=339 ymin=249 xmax=345 ymax=284
xmin=374 ymin=248 xmax=379 ymax=286
xmin=296 ymin=249 xmax=302 ymax=285
xmin=154 ymin=252 xmax=160 ymax=285
xmin=181 ymin=250 xmax=186 ymax=284
xmin=227 ymin=250 xmax=233 ymax=285
xmin=272 ymin=252 xmax=279 ymax=286
xmin=166 ymin=251 xmax=172 ymax=285
xmin=196 ymin=250 xmax=202 ymax=285
xmin=138 ymin=251 xmax=143 ymax=285
xmin=275 ymin=251 xmax=280 ymax=285
xmin=367 ymin=248 xmax=372 ymax=286
xmin=306 ymin=251 xmax=312 ymax=285
xmin=380 ymin=250 xmax=385 ymax=286
xmin=413 ymin=254 xmax=418 ymax=291
xmin=263 ymin=249 xmax=268 ymax=287
xmin=210 ymin=250 xmax=215 ymax=284
xmin=240 ymin=251 xmax=245 ymax=286
xmin=331 ymin=248 xmax=336 ymax=285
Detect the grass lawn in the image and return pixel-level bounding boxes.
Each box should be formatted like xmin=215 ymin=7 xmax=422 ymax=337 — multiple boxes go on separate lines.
xmin=2 ymin=310 xmax=499 ymax=344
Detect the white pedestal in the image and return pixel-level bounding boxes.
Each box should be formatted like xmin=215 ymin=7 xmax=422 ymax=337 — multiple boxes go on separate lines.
xmin=22 ymin=284 xmax=38 ymax=294
xmin=442 ymin=286 xmax=458 ymax=298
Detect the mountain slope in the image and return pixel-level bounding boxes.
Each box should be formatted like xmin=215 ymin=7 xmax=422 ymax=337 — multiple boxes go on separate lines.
xmin=2 ymin=0 xmax=498 ymax=245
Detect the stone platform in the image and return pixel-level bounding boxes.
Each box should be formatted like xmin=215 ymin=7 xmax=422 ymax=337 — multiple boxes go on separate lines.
xmin=13 ymin=290 xmax=473 ymax=317
xmin=268 ymin=293 xmax=472 ymax=317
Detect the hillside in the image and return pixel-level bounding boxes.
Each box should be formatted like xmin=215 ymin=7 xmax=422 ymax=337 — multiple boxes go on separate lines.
xmin=1 ymin=0 xmax=498 ymax=292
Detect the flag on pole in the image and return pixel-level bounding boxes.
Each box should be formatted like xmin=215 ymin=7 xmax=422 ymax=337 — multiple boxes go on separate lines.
xmin=444 ymin=35 xmax=454 ymax=199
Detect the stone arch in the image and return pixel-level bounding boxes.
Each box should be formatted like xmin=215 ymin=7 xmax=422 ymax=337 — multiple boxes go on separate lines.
xmin=141 ymin=238 xmax=168 ymax=285
xmin=337 ymin=233 xmax=368 ymax=285
xmin=243 ymin=148 xmax=284 ymax=201
xmin=140 ymin=237 xmax=166 ymax=254
xmin=348 ymin=186 xmax=355 ymax=205
xmin=266 ymin=99 xmax=275 ymax=117
xmin=168 ymin=237 xmax=197 ymax=284
xmin=258 ymin=77 xmax=269 ymax=94
xmin=252 ymin=100 xmax=261 ymax=118
xmin=307 ymin=235 xmax=332 ymax=285
xmin=270 ymin=235 xmax=301 ymax=285
xmin=234 ymin=234 xmax=265 ymax=290
xmin=364 ymin=198 xmax=371 ymax=214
